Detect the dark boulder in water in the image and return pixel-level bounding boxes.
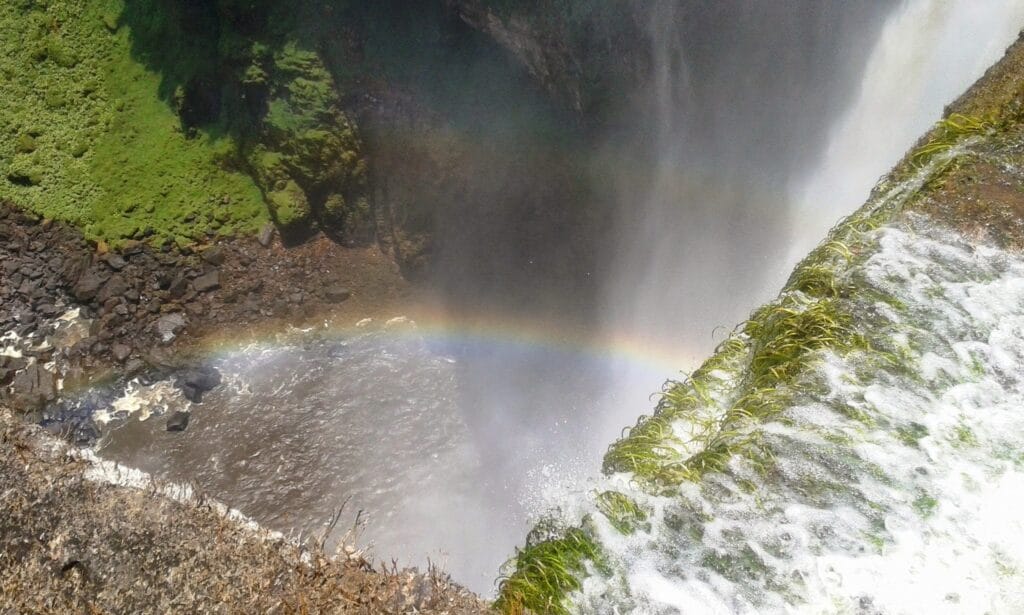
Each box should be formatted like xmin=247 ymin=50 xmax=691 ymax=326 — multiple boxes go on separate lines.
xmin=166 ymin=411 xmax=190 ymax=432
xmin=177 ymin=366 xmax=222 ymax=403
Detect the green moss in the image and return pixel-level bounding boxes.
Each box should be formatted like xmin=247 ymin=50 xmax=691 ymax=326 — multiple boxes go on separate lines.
xmin=0 ymin=0 xmax=268 ymax=245
xmin=266 ymin=179 xmax=310 ymax=231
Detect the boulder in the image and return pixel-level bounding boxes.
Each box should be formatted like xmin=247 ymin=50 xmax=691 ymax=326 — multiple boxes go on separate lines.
xmin=155 ymin=313 xmax=186 ymax=343
xmin=257 ymin=222 xmax=275 ymax=247
xmin=8 ymin=363 xmax=57 ymax=411
xmin=193 ymin=270 xmax=220 ymax=293
xmin=165 ymin=411 xmax=190 ymax=432
xmin=177 ymin=366 xmax=221 ymax=403
xmin=72 ymin=269 xmax=106 ymax=302
xmin=111 ymin=343 xmax=132 ymax=362
xmin=96 ymin=275 xmax=129 ymax=304
xmin=201 ymin=246 xmax=226 ymax=266
xmin=103 ymin=253 xmax=128 ymax=271
xmin=167 ymin=276 xmax=190 ymax=299
xmin=324 ymin=285 xmax=351 ymax=303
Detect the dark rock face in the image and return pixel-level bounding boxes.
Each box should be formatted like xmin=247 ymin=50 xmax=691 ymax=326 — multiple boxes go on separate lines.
xmin=445 ymin=0 xmax=645 ymax=115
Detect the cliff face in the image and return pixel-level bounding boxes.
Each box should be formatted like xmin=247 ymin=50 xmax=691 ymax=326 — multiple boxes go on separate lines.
xmin=445 ymin=0 xmax=648 ymax=117
xmin=496 ymin=32 xmax=1024 ymax=615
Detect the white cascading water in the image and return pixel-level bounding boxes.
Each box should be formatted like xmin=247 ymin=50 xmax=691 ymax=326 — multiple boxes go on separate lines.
xmin=789 ymin=0 xmax=1024 ymax=263
xmin=599 ymin=0 xmax=1024 ymax=462
xmin=560 ymin=0 xmax=1024 ymax=612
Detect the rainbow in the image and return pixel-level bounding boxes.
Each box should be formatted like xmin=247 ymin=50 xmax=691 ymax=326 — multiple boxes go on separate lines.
xmin=190 ymin=304 xmax=704 ymax=382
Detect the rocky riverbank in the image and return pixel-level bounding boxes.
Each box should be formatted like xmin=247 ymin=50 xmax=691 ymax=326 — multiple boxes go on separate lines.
xmin=0 ymin=407 xmax=491 ymax=613
xmin=0 ymin=199 xmax=409 ymax=436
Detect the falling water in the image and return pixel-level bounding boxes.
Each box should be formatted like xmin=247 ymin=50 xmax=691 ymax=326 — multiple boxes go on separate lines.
xmin=600 ymin=0 xmax=1024 ymax=440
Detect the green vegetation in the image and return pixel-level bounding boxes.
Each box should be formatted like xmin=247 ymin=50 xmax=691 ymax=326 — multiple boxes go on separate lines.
xmin=604 ymin=245 xmax=869 ymax=488
xmin=595 ymin=490 xmax=648 ymax=534
xmin=0 ymin=0 xmax=371 ymax=246
xmin=909 ymin=114 xmax=995 ymax=169
xmin=495 ymin=527 xmax=605 ymax=615
xmin=0 ymin=1 xmax=268 ymax=245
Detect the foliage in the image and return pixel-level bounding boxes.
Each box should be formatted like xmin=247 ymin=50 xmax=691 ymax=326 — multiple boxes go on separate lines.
xmin=0 ymin=0 xmax=374 ymax=246
xmin=495 ymin=527 xmax=605 ymax=615
xmin=0 ymin=1 xmax=268 ymax=246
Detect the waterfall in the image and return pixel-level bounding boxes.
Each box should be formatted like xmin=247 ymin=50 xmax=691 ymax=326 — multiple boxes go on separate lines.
xmin=789 ymin=0 xmax=1024 ymax=264
xmin=538 ymin=1 xmax=1024 ymax=612
xmin=598 ymin=0 xmax=1024 ymax=440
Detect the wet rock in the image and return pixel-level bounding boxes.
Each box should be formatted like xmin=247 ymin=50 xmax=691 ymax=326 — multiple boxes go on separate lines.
xmin=193 ymin=270 xmax=220 ymax=293
xmin=8 ymin=363 xmax=57 ymax=411
xmin=324 ymin=286 xmax=351 ymax=303
xmin=165 ymin=411 xmax=190 ymax=432
xmin=177 ymin=366 xmax=221 ymax=403
xmin=72 ymin=269 xmax=106 ymax=302
xmin=0 ymin=356 xmax=28 ymax=371
xmin=103 ymin=253 xmax=127 ymax=271
xmin=257 ymin=223 xmax=275 ymax=247
xmin=201 ymin=246 xmax=226 ymax=266
xmin=111 ymin=343 xmax=132 ymax=363
xmin=155 ymin=313 xmax=186 ymax=343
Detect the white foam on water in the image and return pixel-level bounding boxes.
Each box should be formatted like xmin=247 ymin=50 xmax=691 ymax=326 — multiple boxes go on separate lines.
xmin=566 ymin=224 xmax=1024 ymax=614
xmin=1 ymin=330 xmax=23 ymax=358
xmin=93 ymin=380 xmax=185 ymax=424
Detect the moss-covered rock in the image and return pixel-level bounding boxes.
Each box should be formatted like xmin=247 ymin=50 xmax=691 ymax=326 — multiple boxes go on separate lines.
xmin=266 ymin=179 xmax=310 ymax=232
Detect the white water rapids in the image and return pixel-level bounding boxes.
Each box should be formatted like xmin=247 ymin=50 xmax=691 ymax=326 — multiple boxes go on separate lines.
xmin=572 ymin=220 xmax=1024 ymax=613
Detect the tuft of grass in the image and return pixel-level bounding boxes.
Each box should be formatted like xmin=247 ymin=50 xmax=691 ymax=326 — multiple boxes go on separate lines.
xmin=595 ymin=490 xmax=648 ymax=535
xmin=495 ymin=527 xmax=605 ymax=615
xmin=910 ymin=114 xmax=995 ymax=170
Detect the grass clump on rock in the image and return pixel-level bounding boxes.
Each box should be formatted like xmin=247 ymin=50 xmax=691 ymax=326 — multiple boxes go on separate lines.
xmin=495 ymin=527 xmax=605 ymax=615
